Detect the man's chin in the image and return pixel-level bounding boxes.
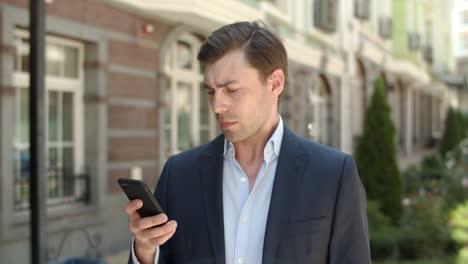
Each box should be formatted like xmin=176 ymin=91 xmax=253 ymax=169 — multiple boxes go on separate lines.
xmin=222 ymin=131 xmax=241 ymax=143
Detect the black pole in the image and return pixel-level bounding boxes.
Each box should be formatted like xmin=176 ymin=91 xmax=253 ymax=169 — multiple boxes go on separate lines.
xmin=29 ymin=0 xmax=47 ymax=264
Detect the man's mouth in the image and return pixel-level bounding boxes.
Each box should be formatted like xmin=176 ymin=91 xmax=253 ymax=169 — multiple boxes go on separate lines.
xmin=220 ymin=122 xmax=236 ymax=129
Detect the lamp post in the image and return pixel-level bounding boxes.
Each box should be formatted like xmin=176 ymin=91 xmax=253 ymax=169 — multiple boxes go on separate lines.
xmin=29 ymin=0 xmax=47 ymax=263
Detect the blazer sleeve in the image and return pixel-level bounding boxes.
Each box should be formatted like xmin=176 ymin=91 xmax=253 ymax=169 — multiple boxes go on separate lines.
xmin=328 ymin=155 xmax=372 ymax=264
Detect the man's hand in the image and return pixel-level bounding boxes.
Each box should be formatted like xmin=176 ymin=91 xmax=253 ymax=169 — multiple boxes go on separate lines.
xmin=125 ymin=199 xmax=177 ymax=264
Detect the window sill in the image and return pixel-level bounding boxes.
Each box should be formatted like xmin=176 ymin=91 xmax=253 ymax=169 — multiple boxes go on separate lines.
xmin=306 ymin=27 xmax=336 ymax=48
xmin=355 ymin=22 xmax=390 ymax=51
xmin=12 ymin=202 xmax=100 ymax=225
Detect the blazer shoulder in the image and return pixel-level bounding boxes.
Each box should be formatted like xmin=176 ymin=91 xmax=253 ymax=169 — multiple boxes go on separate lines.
xmin=292 ymin=132 xmax=350 ymax=162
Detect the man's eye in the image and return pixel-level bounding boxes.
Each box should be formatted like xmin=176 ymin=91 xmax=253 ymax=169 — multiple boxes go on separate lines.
xmin=227 ymin=88 xmax=238 ymax=93
xmin=206 ymin=90 xmax=215 ymax=95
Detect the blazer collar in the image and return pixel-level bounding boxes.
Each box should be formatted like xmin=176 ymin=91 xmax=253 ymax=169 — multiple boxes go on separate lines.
xmin=262 ymin=127 xmax=307 ymax=264
xmin=199 ymin=134 xmax=226 ymax=264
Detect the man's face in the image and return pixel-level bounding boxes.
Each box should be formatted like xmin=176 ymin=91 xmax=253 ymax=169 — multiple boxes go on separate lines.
xmin=203 ymin=49 xmax=279 ymax=143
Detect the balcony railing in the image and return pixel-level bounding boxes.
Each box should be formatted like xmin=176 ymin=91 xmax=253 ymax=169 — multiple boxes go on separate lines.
xmin=14 ymin=168 xmax=90 ymax=210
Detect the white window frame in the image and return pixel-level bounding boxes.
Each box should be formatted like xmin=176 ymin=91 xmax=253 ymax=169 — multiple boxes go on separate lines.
xmin=306 ymin=0 xmax=337 ymax=47
xmin=163 ymin=33 xmax=216 ymax=158
xmin=13 ymin=30 xmax=85 ymax=207
xmin=305 ymin=76 xmax=328 ymax=143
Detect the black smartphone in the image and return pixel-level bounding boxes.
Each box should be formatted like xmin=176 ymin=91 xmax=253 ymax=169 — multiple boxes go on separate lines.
xmin=118 ymin=178 xmax=165 ymax=218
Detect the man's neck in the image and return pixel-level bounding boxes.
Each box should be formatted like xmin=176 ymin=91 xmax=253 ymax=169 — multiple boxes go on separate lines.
xmin=233 ymin=114 xmax=279 ymax=165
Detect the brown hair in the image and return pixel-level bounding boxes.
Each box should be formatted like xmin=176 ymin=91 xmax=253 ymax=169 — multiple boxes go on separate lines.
xmin=197 ymin=20 xmax=288 ymax=104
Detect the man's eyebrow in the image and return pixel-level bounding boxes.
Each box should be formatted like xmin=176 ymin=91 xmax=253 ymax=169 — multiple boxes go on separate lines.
xmin=202 ymin=80 xmax=238 ymax=89
xmin=201 ymin=82 xmax=213 ymax=90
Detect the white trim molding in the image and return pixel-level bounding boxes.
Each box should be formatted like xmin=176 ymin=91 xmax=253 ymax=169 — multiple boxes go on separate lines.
xmin=386 ymin=57 xmax=430 ymax=84
xmin=258 ymin=0 xmax=291 ymax=25
xmin=283 ymin=36 xmax=322 ymax=69
xmin=103 ymin=0 xmax=262 ymax=32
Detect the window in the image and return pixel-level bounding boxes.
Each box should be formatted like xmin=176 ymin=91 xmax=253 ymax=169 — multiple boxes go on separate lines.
xmin=162 ymin=33 xmax=216 ymax=160
xmin=313 ymin=0 xmax=338 ymax=32
xmin=264 ymin=0 xmax=288 ymax=11
xmin=461 ymin=11 xmax=468 ymax=25
xmin=460 ymin=34 xmax=468 ymax=50
xmin=304 ymin=74 xmax=329 ymax=144
xmin=13 ymin=30 xmax=85 ymax=210
xmin=355 ymin=0 xmax=370 ymax=20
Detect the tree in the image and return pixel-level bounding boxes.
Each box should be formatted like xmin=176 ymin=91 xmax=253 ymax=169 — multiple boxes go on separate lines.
xmin=355 ymin=76 xmax=402 ymax=225
xmin=440 ymin=108 xmax=464 ymax=156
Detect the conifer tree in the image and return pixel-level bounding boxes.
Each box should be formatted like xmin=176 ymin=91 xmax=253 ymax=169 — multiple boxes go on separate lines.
xmin=355 ymin=77 xmax=402 ymax=225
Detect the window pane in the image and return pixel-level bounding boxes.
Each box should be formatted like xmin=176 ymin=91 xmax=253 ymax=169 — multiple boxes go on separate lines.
xmin=63 ymin=92 xmax=74 ymax=141
xmin=48 ymin=147 xmax=59 ymax=168
xmin=14 ymin=148 xmax=30 ymax=209
xmin=164 ymin=88 xmax=171 ymax=124
xmin=48 ymin=168 xmax=59 ymax=199
xmin=14 ymin=38 xmax=21 ymax=71
xmin=20 ymin=88 xmax=30 ymax=144
xmin=46 ymin=44 xmax=64 ymax=77
xmin=176 ymin=41 xmax=192 ymax=70
xmin=63 ymin=147 xmax=74 ymax=197
xmin=200 ymin=83 xmax=209 ymax=126
xmin=176 ymin=82 xmax=192 ymax=151
xmin=200 ymin=129 xmax=210 ymax=144
xmin=164 ymin=129 xmax=171 ymax=157
xmin=48 ymin=147 xmax=60 ymax=199
xmin=199 ymin=62 xmax=205 ymax=75
xmin=20 ymin=38 xmax=30 ymax=73
xmin=64 ymin=46 xmax=79 ymax=78
xmin=305 ymin=88 xmax=316 ymax=139
xmin=318 ymin=103 xmax=324 ymax=143
xmin=48 ymin=91 xmax=58 ymax=141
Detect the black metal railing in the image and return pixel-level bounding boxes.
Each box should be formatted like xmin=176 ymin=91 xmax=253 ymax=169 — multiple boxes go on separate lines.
xmin=14 ymin=169 xmax=90 ymax=210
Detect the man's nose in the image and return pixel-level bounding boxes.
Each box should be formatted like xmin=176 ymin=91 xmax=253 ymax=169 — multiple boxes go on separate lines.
xmin=211 ymin=92 xmax=228 ymax=114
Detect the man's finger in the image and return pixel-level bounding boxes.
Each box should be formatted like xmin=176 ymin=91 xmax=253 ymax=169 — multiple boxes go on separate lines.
xmin=136 ymin=213 xmax=168 ymax=230
xmin=151 ymin=227 xmax=177 ymax=246
xmin=141 ymin=220 xmax=177 ymax=240
xmin=124 ymin=199 xmax=143 ymax=215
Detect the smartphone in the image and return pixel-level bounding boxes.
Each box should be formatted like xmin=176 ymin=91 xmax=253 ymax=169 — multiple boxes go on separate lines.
xmin=118 ymin=178 xmax=165 ymax=218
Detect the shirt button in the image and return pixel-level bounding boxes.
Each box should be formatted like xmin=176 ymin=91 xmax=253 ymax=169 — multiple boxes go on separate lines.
xmin=237 ymin=257 xmax=244 ymax=264
xmin=241 ymin=216 xmax=247 ymax=223
xmin=240 ymin=177 xmax=246 ymax=183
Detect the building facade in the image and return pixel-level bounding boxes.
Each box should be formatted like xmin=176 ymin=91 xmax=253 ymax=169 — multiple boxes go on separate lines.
xmin=0 ymin=0 xmax=453 ymax=261
xmin=450 ymin=0 xmax=468 ymax=111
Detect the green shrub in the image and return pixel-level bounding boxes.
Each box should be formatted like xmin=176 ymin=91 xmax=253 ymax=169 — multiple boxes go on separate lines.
xmin=368 ymin=200 xmax=399 ymax=260
xmin=355 ymin=77 xmax=402 ymax=225
xmin=421 ymin=153 xmax=446 ymax=181
xmin=440 ymin=108 xmax=465 ymax=157
xmin=456 ymin=247 xmax=468 ymax=264
xmin=442 ymin=139 xmax=468 ymax=211
xmin=398 ymin=197 xmax=453 ymax=260
xmin=450 ymin=200 xmax=468 ymax=261
xmin=401 ymin=166 xmax=423 ymax=196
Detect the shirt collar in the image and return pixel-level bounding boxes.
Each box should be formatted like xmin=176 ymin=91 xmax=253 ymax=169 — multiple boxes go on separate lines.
xmin=223 ymin=116 xmax=284 ymax=162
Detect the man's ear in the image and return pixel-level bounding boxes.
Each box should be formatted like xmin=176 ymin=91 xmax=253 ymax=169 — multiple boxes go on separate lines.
xmin=268 ymin=68 xmax=285 ymax=98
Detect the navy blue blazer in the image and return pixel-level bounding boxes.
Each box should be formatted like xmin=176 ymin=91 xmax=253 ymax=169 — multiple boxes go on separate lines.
xmin=129 ymin=126 xmax=371 ymax=264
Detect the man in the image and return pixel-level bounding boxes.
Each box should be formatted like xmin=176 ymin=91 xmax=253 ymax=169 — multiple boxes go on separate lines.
xmin=126 ymin=21 xmax=371 ymax=264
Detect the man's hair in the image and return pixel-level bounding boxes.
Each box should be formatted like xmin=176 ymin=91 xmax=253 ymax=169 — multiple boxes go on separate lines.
xmin=197 ymin=21 xmax=288 ymax=104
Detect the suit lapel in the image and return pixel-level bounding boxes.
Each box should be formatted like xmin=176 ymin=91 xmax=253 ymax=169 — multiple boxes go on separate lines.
xmin=199 ymin=135 xmax=226 ymax=264
xmin=262 ymin=127 xmax=306 ymax=264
